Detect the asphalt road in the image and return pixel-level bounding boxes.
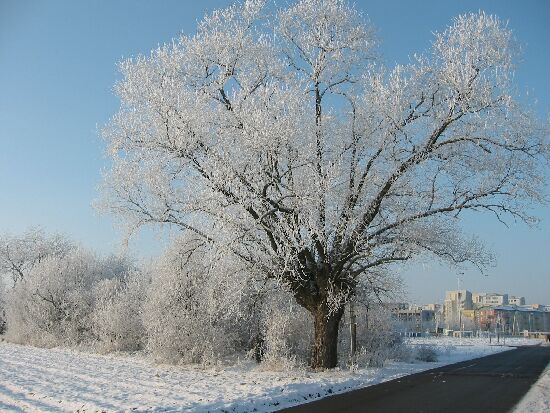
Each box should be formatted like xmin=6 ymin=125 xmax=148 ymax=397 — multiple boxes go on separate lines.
xmin=278 ymin=345 xmax=550 ymax=413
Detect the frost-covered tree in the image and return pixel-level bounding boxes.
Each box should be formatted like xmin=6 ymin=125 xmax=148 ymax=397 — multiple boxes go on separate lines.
xmin=0 ymin=228 xmax=74 ymax=284
xmin=101 ymin=0 xmax=549 ymax=368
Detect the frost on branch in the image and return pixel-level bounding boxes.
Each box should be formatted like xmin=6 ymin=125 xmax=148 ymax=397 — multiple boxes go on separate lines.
xmin=100 ymin=0 xmax=549 ymax=368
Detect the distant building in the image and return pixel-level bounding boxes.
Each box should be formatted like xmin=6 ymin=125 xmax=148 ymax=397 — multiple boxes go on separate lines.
xmin=444 ymin=290 xmax=473 ymax=329
xmin=509 ymin=296 xmax=526 ymax=306
xmin=482 ymin=293 xmax=509 ymax=306
xmin=422 ymin=303 xmax=442 ymax=312
xmin=394 ymin=308 xmax=436 ymax=333
xmin=472 ymin=293 xmax=486 ymax=308
xmin=475 ymin=305 xmax=550 ymax=333
xmin=524 ymin=304 xmax=550 ymax=312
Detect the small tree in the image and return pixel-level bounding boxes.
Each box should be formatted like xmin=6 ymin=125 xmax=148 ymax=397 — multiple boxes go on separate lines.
xmin=101 ymin=0 xmax=548 ymax=368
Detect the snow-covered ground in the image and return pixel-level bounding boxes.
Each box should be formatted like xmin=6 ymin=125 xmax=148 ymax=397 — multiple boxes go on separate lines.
xmin=0 ymin=337 xmax=541 ymax=413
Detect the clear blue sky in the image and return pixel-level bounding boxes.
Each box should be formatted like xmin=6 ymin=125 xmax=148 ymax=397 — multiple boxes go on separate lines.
xmin=1 ymin=0 xmax=549 ymax=304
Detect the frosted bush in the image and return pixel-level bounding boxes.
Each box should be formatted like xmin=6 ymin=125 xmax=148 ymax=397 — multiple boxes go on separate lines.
xmin=390 ymin=337 xmax=413 ymax=363
xmin=142 ymin=237 xmax=315 ymax=367
xmin=143 ymin=237 xmax=253 ymax=365
xmin=5 ymin=249 xmax=133 ymax=347
xmin=92 ymin=271 xmax=147 ymax=352
xmin=6 ymin=250 xmax=94 ymax=346
xmin=260 ymin=290 xmax=312 ymax=369
xmin=415 ymin=344 xmax=438 ymax=362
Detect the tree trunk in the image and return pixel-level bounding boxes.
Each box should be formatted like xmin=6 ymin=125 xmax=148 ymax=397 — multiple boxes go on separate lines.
xmin=311 ymin=305 xmax=344 ymax=369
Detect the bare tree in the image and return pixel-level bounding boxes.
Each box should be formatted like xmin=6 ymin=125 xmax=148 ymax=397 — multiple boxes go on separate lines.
xmin=100 ymin=0 xmax=549 ymax=368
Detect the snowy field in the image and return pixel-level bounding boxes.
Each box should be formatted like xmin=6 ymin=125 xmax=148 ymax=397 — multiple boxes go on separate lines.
xmin=0 ymin=337 xmax=542 ymax=413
